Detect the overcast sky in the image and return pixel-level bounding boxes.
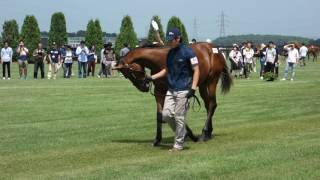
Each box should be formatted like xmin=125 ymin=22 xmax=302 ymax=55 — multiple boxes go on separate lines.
xmin=0 ymin=0 xmax=319 ymax=40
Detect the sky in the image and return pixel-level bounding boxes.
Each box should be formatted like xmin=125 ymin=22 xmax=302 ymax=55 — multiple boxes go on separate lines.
xmin=0 ymin=0 xmax=319 ymax=40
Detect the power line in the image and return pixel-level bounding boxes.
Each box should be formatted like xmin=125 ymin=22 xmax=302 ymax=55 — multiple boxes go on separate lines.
xmin=217 ymin=11 xmax=229 ymax=38
xmin=193 ymin=17 xmax=198 ymax=40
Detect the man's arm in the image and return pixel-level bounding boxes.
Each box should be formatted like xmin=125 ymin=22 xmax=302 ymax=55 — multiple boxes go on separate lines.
xmin=191 ymin=65 xmax=200 ymax=90
xmin=151 ymin=20 xmax=164 ymax=46
xmin=151 ymin=68 xmax=167 ymax=80
xmin=75 ymin=47 xmax=81 ymax=55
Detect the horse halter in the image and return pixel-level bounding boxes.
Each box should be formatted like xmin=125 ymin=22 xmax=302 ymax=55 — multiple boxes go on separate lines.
xmin=122 ymin=63 xmax=146 ymax=81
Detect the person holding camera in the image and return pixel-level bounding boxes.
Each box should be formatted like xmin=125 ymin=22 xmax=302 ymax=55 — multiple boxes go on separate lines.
xmin=76 ymin=41 xmax=89 ymax=78
xmin=16 ymin=40 xmax=29 ymax=80
xmin=33 ymin=42 xmax=46 ymax=79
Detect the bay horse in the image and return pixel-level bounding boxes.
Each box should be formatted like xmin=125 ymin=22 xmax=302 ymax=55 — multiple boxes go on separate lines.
xmin=308 ymin=45 xmax=319 ymax=61
xmin=114 ymin=43 xmax=232 ymax=146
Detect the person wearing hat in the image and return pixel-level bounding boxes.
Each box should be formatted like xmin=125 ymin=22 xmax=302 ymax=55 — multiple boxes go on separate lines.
xmin=47 ymin=42 xmax=60 ymax=80
xmin=229 ymin=44 xmax=242 ymax=78
xmin=145 ymin=21 xmax=200 ymax=151
xmin=281 ymin=43 xmax=299 ymax=81
xmin=76 ymin=41 xmax=89 ymax=78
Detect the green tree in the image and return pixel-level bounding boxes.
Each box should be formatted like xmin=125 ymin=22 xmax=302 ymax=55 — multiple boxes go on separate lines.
xmin=147 ymin=15 xmax=165 ymax=43
xmin=1 ymin=20 xmax=19 ymax=49
xmin=94 ymin=19 xmax=104 ymax=52
xmin=115 ymin=15 xmax=138 ymax=58
xmin=85 ymin=19 xmax=104 ymax=62
xmin=20 ymin=15 xmax=41 ymax=55
xmin=166 ymin=16 xmax=189 ymax=44
xmin=48 ymin=12 xmax=67 ymax=47
xmin=85 ymin=20 xmax=96 ymax=48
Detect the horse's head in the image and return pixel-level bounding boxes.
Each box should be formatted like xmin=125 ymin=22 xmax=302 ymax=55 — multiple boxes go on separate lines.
xmin=113 ymin=59 xmax=150 ymax=92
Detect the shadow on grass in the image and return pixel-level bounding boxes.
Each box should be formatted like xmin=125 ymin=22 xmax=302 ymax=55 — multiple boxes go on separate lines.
xmin=111 ymin=133 xmax=227 ymax=147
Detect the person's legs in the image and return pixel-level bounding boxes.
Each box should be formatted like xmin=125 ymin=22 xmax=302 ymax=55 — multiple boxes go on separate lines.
xmin=260 ymin=60 xmax=265 ymax=77
xmin=284 ymin=62 xmax=289 ymax=80
xmin=24 ymin=61 xmax=28 ymax=79
xmin=83 ymin=62 xmax=87 ymax=78
xmin=18 ymin=60 xmax=23 ymax=78
xmin=69 ymin=63 xmax=73 ymax=78
xmin=291 ymin=63 xmax=296 ymax=80
xmin=162 ymin=90 xmax=176 ymax=131
xmin=92 ymin=61 xmax=96 ymax=76
xmin=2 ymin=62 xmax=5 ymax=78
xmin=78 ymin=61 xmax=82 ymax=78
xmin=52 ymin=63 xmax=58 ymax=79
xmin=106 ymin=61 xmax=112 ymax=77
xmin=173 ymin=90 xmax=189 ymax=150
xmin=7 ymin=62 xmax=11 ymax=78
xmin=40 ymin=63 xmax=45 ymax=79
xmin=34 ymin=62 xmax=39 ymax=79
xmin=87 ymin=61 xmax=91 ymax=76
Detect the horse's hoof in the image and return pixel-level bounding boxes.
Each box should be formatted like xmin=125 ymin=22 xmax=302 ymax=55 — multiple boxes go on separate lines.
xmin=152 ymin=139 xmax=161 ymax=146
xmin=198 ymin=134 xmax=212 ymax=142
xmin=189 ymin=135 xmax=199 ymax=142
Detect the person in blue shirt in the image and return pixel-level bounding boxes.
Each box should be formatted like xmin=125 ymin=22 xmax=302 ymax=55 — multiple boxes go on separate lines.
xmin=76 ymin=41 xmax=89 ymax=78
xmin=145 ymin=26 xmax=200 ymax=151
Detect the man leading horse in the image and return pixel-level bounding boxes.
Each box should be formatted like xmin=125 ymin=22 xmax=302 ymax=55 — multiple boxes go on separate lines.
xmin=144 ymin=22 xmax=200 ymax=151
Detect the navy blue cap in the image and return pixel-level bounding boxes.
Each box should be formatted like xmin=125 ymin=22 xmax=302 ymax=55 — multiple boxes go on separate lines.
xmin=166 ymin=27 xmax=181 ymax=41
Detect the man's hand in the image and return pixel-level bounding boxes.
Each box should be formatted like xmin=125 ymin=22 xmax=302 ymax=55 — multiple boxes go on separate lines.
xmin=144 ymin=75 xmax=153 ymax=84
xmin=186 ymin=89 xmax=196 ymax=99
xmin=151 ymin=20 xmax=159 ymax=31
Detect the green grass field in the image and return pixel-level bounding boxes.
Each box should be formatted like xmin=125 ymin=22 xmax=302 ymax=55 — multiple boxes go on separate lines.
xmin=0 ymin=59 xmax=319 ymax=180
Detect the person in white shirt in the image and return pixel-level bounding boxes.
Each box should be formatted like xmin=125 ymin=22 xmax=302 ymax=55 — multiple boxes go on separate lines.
xmin=1 ymin=41 xmax=13 ymax=79
xmin=282 ymin=44 xmax=299 ymax=81
xmin=299 ymin=43 xmax=308 ymax=67
xmin=242 ymin=42 xmax=254 ymax=79
xmin=16 ymin=40 xmax=29 ymax=80
xmin=265 ymin=41 xmax=277 ymax=75
xmin=76 ymin=41 xmax=89 ymax=78
xmin=63 ymin=45 xmax=74 ymax=78
xmin=229 ymin=44 xmax=242 ymax=78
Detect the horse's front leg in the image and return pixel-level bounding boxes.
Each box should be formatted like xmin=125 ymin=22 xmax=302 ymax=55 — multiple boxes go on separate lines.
xmin=153 ymin=95 xmax=165 ymax=146
xmin=199 ymin=95 xmax=217 ymax=141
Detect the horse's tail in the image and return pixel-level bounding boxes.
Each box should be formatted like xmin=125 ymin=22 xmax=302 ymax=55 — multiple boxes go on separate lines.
xmin=220 ymin=56 xmax=233 ymax=95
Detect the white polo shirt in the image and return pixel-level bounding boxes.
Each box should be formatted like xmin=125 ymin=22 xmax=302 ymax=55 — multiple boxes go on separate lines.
xmin=1 ymin=47 xmax=13 ymax=62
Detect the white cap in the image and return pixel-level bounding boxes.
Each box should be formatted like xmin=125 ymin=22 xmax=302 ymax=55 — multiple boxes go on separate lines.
xmin=206 ymin=39 xmax=212 ymax=43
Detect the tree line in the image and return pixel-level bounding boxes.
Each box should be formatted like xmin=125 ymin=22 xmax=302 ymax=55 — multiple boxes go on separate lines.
xmin=214 ymin=34 xmax=318 ymax=47
xmin=1 ymin=12 xmax=190 ymax=60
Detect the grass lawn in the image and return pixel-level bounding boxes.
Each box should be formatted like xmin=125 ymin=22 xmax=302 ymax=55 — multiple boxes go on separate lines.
xmin=0 ymin=58 xmax=319 ymax=180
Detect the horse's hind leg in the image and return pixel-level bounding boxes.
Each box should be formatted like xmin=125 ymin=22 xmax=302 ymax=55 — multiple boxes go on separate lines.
xmin=199 ymin=82 xmax=218 ymax=141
